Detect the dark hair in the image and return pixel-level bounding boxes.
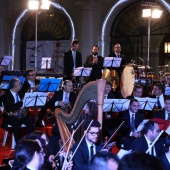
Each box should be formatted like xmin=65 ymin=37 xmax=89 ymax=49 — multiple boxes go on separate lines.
xmin=85 ymin=120 xmax=101 ymax=131
xmin=165 ymin=96 xmax=170 ymax=102
xmin=25 ymin=69 xmax=34 ymax=77
xmin=12 ymin=140 xmax=41 ymax=170
xmin=86 ymin=101 xmax=98 ymax=119
xmin=129 ymin=99 xmax=139 ymax=106
xmin=143 ymin=121 xmax=157 ymax=135
xmin=89 ymin=151 xmax=119 ymax=170
xmin=118 ymin=152 xmax=162 ymax=170
xmin=9 ymin=78 xmax=20 ymax=89
xmin=133 ymin=85 xmax=143 ymax=91
xmin=71 ymin=39 xmax=79 ymax=46
xmin=63 ymin=80 xmax=72 ymax=86
xmin=93 ymin=45 xmax=99 ymax=50
xmin=154 ymin=84 xmax=164 ymax=93
xmin=164 ymin=135 xmax=170 ymax=152
xmin=106 ymin=81 xmax=112 ymax=88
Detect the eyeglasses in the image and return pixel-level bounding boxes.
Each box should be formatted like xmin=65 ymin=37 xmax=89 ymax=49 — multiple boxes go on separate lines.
xmin=88 ymin=132 xmax=100 ymax=136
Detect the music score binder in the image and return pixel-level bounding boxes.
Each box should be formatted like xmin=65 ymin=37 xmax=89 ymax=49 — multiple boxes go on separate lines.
xmin=0 ymin=56 xmax=12 ymax=66
xmin=103 ymin=57 xmax=122 ymax=68
xmin=0 ymin=75 xmax=25 ymax=89
xmin=73 ymin=67 xmax=92 ymax=77
xmin=38 ymin=78 xmax=61 ymax=92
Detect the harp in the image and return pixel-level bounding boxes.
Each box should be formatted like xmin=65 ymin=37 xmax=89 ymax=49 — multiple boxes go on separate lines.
xmin=55 ymin=79 xmax=106 ymax=149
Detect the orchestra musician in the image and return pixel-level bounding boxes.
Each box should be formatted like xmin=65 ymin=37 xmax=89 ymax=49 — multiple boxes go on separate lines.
xmin=72 ymin=120 xmax=103 ymax=170
xmin=21 ymin=69 xmax=40 ymax=93
xmin=1 ymin=78 xmax=34 ymax=143
xmin=163 ymin=72 xmax=170 ymax=87
xmin=84 ymin=45 xmax=104 ymax=82
xmin=63 ymin=39 xmax=82 ymax=81
xmin=36 ymin=80 xmax=77 ymax=127
xmin=126 ymin=85 xmax=143 ymax=99
xmin=116 ymin=99 xmax=144 ymax=150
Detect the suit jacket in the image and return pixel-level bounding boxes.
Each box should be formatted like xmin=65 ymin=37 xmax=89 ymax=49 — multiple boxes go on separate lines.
xmin=107 ymin=92 xmax=115 ymax=99
xmin=21 ymin=79 xmax=40 ymax=94
xmin=63 ymin=50 xmax=82 ymax=80
xmin=84 ymin=55 xmax=103 ymax=81
xmin=126 ymin=95 xmax=135 ymax=99
xmin=117 ymin=109 xmax=144 ymax=135
xmin=154 ymin=109 xmax=166 ymax=120
xmin=72 ymin=139 xmax=103 ymax=170
xmin=159 ymin=154 xmax=170 ymax=170
xmin=108 ymin=52 xmax=127 ymax=77
xmin=131 ymin=135 xmax=165 ymax=158
xmin=45 ymin=90 xmax=77 ymax=109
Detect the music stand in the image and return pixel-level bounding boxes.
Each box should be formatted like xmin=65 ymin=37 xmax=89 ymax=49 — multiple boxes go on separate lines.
xmin=135 ymin=97 xmax=147 ymax=110
xmin=144 ymin=97 xmax=157 ymax=111
xmin=165 ymin=87 xmax=170 ymax=95
xmin=38 ymin=78 xmax=61 ymax=92
xmin=103 ymin=57 xmax=122 ymax=68
xmin=23 ymin=92 xmax=48 ymax=125
xmin=103 ymin=99 xmax=114 ymax=112
xmin=0 ymin=56 xmax=12 ymax=66
xmin=73 ymin=67 xmax=92 ymax=77
xmin=38 ymin=57 xmax=56 ymax=71
xmin=112 ymin=99 xmax=130 ymax=112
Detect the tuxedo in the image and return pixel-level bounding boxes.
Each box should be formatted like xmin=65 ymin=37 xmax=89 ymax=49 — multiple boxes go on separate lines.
xmin=37 ymin=90 xmax=77 ymax=121
xmin=159 ymin=154 xmax=170 ymax=170
xmin=21 ymin=78 xmax=40 ymax=93
xmin=108 ymin=52 xmax=127 ymax=77
xmin=131 ymin=135 xmax=165 ymax=158
xmin=63 ymin=50 xmax=82 ymax=80
xmin=84 ymin=55 xmax=104 ymax=82
xmin=72 ymin=139 xmax=103 ymax=170
xmin=1 ymin=90 xmax=33 ymax=143
xmin=116 ymin=109 xmax=144 ymax=149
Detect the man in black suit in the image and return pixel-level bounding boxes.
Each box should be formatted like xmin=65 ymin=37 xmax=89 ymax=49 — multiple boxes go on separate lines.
xmin=84 ymin=45 xmax=103 ymax=82
xmin=21 ymin=69 xmax=40 ymax=93
xmin=36 ymin=80 xmax=77 ymax=126
xmin=72 ymin=120 xmax=103 ymax=170
xmin=117 ymin=99 xmax=144 ymax=149
xmin=1 ymin=78 xmax=33 ymax=143
xmin=63 ymin=39 xmax=82 ymax=80
xmin=154 ymin=96 xmax=170 ymax=120
xmin=108 ymin=43 xmax=127 ymax=77
xmin=126 ymin=85 xmax=143 ymax=99
xmin=131 ymin=120 xmax=165 ymax=158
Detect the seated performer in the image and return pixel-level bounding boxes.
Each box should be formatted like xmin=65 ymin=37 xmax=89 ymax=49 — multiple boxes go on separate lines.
xmin=72 ymin=120 xmax=103 ymax=170
xmin=21 ymin=69 xmax=40 ymax=93
xmin=154 ymin=96 xmax=170 ymax=120
xmin=131 ymin=120 xmax=165 ymax=158
xmin=36 ymin=80 xmax=77 ymax=127
xmin=116 ymin=99 xmax=144 ymax=150
xmin=104 ymin=81 xmax=116 ymax=99
xmin=126 ymin=85 xmax=143 ymax=99
xmin=1 ymin=78 xmax=33 ymax=143
xmin=164 ymin=72 xmax=170 ymax=87
xmin=84 ymin=45 xmax=103 ymax=82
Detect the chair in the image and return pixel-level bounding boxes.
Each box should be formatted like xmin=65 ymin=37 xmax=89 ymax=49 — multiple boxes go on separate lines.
xmin=2 ymin=124 xmax=26 ymax=149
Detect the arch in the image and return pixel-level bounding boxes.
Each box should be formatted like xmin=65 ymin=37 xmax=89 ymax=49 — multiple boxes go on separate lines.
xmin=101 ymin=0 xmax=170 ymax=57
xmin=12 ymin=2 xmax=75 ymax=70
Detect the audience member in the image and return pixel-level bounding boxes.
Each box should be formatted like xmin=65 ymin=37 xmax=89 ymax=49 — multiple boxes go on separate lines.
xmin=89 ymin=151 xmax=119 ymax=170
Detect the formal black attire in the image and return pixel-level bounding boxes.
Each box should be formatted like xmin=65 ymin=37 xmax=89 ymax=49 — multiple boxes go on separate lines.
xmin=108 ymin=52 xmax=126 ymax=77
xmin=116 ymin=109 xmax=144 ymax=149
xmin=1 ymin=90 xmax=33 ymax=143
xmin=84 ymin=55 xmax=103 ymax=82
xmin=63 ymin=50 xmax=82 ymax=80
xmin=154 ymin=109 xmax=167 ymax=120
xmin=131 ymin=135 xmax=165 ymax=158
xmin=21 ymin=78 xmax=40 ymax=93
xmin=37 ymin=90 xmax=77 ymax=121
xmin=159 ymin=154 xmax=170 ymax=170
xmin=72 ymin=139 xmax=103 ymax=170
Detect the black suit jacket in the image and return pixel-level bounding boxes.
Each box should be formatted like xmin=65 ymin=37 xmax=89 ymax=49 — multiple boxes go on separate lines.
xmin=107 ymin=92 xmax=115 ymax=99
xmin=84 ymin=55 xmax=104 ymax=81
xmin=108 ymin=52 xmax=127 ymax=77
xmin=72 ymin=139 xmax=103 ymax=170
xmin=131 ymin=135 xmax=165 ymax=158
xmin=63 ymin=50 xmax=82 ymax=80
xmin=159 ymin=154 xmax=170 ymax=170
xmin=21 ymin=79 xmax=40 ymax=93
xmin=117 ymin=109 xmax=144 ymax=135
xmin=154 ymin=109 xmax=166 ymax=120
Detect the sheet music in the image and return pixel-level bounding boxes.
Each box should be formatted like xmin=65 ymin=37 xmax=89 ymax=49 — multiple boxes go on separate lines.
xmin=145 ymin=97 xmax=157 ymax=111
xmin=23 ymin=92 xmax=48 ymax=107
xmin=117 ymin=149 xmax=132 ymax=159
xmin=73 ymin=67 xmax=84 ymax=76
xmin=136 ymin=119 xmax=149 ymax=132
xmin=135 ymin=97 xmax=147 ymax=110
xmin=73 ymin=67 xmax=92 ymax=77
xmin=41 ymin=57 xmax=51 ymax=69
xmin=165 ymin=87 xmax=170 ymax=95
xmin=103 ymin=99 xmax=114 ymax=112
xmin=0 ymin=56 xmax=12 ymax=66
xmin=103 ymin=57 xmax=122 ymax=67
xmin=165 ymin=125 xmax=170 ymax=135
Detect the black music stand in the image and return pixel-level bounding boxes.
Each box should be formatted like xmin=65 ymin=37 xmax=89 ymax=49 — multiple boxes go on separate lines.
xmin=103 ymin=57 xmax=122 ymax=68
xmin=73 ymin=67 xmax=92 ymax=77
xmin=135 ymin=97 xmax=147 ymax=110
xmin=112 ymin=99 xmax=130 ymax=112
xmin=144 ymin=97 xmax=157 ymax=111
xmin=0 ymin=56 xmax=12 ymax=66
xmin=38 ymin=78 xmax=61 ymax=92
xmin=23 ymin=92 xmax=48 ymax=125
